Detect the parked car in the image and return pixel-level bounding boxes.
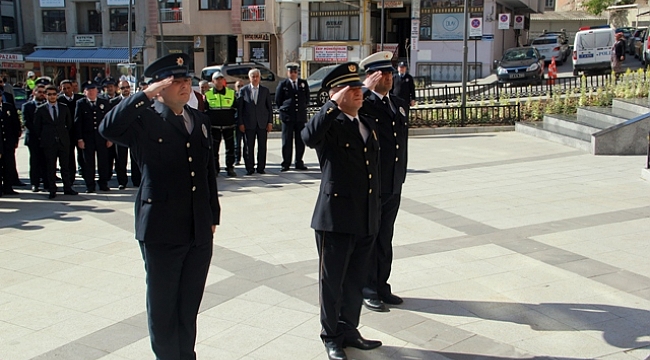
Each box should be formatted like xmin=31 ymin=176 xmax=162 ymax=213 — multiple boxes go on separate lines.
xmin=496 ymin=47 xmax=545 ymax=86
xmin=616 ymin=26 xmax=635 ymax=52
xmin=531 ymin=35 xmax=569 ymax=65
xmin=632 ymin=28 xmax=647 ymax=58
xmin=572 ymin=25 xmax=614 ymax=76
xmin=541 ymin=29 xmax=569 ymax=46
xmin=307 ymin=65 xmax=367 ymax=106
xmin=13 ymin=88 xmax=27 ymax=111
xmin=200 ymin=63 xmax=283 ymax=95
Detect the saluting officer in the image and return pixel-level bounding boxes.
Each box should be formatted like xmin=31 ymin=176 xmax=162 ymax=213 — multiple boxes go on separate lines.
xmin=99 ymin=53 xmax=220 ymax=360
xmin=391 ymin=61 xmax=416 ymax=107
xmin=301 ymin=62 xmax=383 ymax=360
xmin=204 ymin=71 xmax=238 ymax=177
xmin=75 ymin=81 xmax=112 ymax=192
xmin=359 ymin=51 xmax=409 ymax=313
xmin=275 ymin=63 xmax=310 ymax=172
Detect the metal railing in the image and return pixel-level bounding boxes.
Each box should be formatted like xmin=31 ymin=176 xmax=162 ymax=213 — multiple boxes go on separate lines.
xmin=160 ymin=8 xmax=183 ymax=23
xmin=271 ymin=104 xmax=520 ymax=129
xmin=414 ymin=73 xmax=613 ymax=105
xmin=241 ymin=5 xmax=266 ymax=21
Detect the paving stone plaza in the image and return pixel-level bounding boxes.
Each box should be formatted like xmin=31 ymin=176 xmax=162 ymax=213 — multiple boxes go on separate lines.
xmin=1 ymin=132 xmax=649 ymax=359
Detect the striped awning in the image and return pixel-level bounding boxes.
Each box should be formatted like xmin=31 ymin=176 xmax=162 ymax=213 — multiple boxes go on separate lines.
xmin=25 ymin=47 xmax=141 ymax=63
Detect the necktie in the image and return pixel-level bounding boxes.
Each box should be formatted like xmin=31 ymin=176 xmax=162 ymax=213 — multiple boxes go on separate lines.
xmin=91 ymin=101 xmax=96 ymax=108
xmin=293 ymin=81 xmax=297 ymax=90
xmin=52 ymin=105 xmax=57 ymax=120
xmin=382 ymin=97 xmax=394 ymax=114
xmin=181 ymin=113 xmax=193 ymax=134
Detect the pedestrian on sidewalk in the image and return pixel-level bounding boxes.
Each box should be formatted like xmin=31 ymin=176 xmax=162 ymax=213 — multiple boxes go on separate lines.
xmin=613 ymin=32 xmax=626 ymax=73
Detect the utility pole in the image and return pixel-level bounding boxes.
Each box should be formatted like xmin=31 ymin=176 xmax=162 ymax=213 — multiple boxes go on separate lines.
xmin=158 ymin=0 xmax=166 ymax=55
xmin=380 ymin=0 xmax=385 ymax=50
xmin=461 ymin=0 xmax=469 ymax=125
xmin=128 ymin=0 xmax=132 ymax=63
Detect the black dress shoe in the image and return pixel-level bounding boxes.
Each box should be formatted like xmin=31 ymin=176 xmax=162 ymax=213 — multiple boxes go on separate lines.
xmin=14 ymin=181 xmax=26 ymax=186
xmin=118 ymin=185 xmax=126 ymax=190
xmin=226 ymin=168 xmax=237 ymax=177
xmin=64 ymin=189 xmax=78 ymax=195
xmin=246 ymin=170 xmax=255 ymax=175
xmin=31 ymin=185 xmax=40 ymax=192
xmin=99 ymin=186 xmax=110 ymax=191
xmin=3 ymin=189 xmax=19 ymax=195
xmin=343 ymin=335 xmax=382 ymax=350
xmin=295 ymin=165 xmax=308 ymax=170
xmin=85 ymin=188 xmax=96 ymax=193
xmin=257 ymin=169 xmax=266 ymax=174
xmin=380 ymin=293 xmax=404 ymax=305
xmin=324 ymin=343 xmax=347 ymax=360
xmin=280 ymin=167 xmax=290 ymax=172
xmin=363 ymin=298 xmax=387 ymax=312
xmin=48 ymin=192 xmax=57 ymax=199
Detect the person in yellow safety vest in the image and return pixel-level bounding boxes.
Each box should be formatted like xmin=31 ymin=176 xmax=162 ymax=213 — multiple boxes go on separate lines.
xmin=25 ymin=71 xmax=36 ymax=91
xmin=204 ymin=71 xmax=239 ymax=177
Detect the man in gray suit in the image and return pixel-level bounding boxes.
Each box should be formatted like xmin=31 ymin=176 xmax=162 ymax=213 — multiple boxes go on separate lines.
xmin=237 ymin=68 xmax=273 ymax=175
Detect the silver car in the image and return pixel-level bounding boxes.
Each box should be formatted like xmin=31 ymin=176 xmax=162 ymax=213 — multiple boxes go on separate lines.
xmin=531 ymin=35 xmax=570 ymax=65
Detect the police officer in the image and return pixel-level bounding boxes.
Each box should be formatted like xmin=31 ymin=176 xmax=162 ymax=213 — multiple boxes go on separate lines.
xmin=301 ymin=62 xmax=382 ymax=360
xmin=75 ymin=81 xmax=112 ymax=192
xmin=109 ymin=80 xmax=135 ymax=189
xmin=99 ymin=53 xmax=220 ymax=360
xmin=359 ymin=52 xmax=409 ymax=313
xmin=58 ymin=79 xmax=84 ymax=185
xmin=275 ymin=63 xmax=310 ymax=172
xmin=0 ymin=96 xmax=20 ymax=196
xmin=204 ymin=71 xmax=238 ymax=177
xmin=23 ymin=84 xmax=47 ymax=192
xmin=391 ymin=61 xmax=416 ymax=107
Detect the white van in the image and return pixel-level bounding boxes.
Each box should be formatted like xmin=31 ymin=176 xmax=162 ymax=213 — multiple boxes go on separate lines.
xmin=572 ymin=25 xmax=615 ymax=76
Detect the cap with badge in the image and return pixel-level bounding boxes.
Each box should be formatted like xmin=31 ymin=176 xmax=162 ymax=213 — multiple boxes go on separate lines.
xmin=211 ymin=71 xmax=225 ymax=80
xmin=321 ymin=62 xmax=363 ymax=91
xmin=144 ymin=53 xmax=191 ymax=83
xmin=397 ymin=61 xmax=408 ymax=68
xmin=102 ymin=77 xmax=116 ymax=87
xmin=82 ymin=80 xmax=99 ymax=91
xmin=286 ymin=63 xmax=299 ymax=71
xmin=359 ymin=51 xmax=395 ymax=73
xmin=35 ymin=76 xmax=52 ymax=86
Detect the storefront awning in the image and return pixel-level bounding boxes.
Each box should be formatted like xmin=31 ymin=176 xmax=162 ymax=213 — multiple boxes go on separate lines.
xmin=25 ymin=47 xmax=141 ymax=63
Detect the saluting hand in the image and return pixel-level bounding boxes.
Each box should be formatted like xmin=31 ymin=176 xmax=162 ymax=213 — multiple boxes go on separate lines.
xmin=363 ymin=72 xmax=383 ymax=92
xmin=143 ymin=76 xmax=174 ymax=100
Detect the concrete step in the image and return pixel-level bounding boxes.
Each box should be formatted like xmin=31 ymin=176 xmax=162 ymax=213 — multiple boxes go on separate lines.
xmin=611 ymin=98 xmax=650 ymax=116
xmin=515 ymin=121 xmax=591 ymax=153
xmin=544 ymin=114 xmax=603 ymax=136
xmin=577 ymin=106 xmax=637 ymax=127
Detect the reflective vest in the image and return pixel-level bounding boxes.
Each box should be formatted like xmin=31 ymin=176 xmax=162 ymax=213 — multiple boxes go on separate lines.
xmin=205 ymin=87 xmax=235 ymax=109
xmin=26 ymin=78 xmax=35 ymax=90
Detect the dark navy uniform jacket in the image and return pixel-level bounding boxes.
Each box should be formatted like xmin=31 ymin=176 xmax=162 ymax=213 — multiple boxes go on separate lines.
xmin=22 ymin=101 xmax=42 ymax=147
xmin=361 ymin=91 xmax=408 ymax=195
xmin=302 ymin=101 xmax=381 ymax=236
xmin=99 ymin=92 xmax=220 ymax=245
xmin=1 ymin=102 xmax=20 ymax=149
xmin=33 ymin=103 xmax=72 ymax=149
xmin=391 ymin=73 xmax=416 ymax=103
xmin=74 ymin=97 xmax=111 ymax=142
xmin=275 ymin=78 xmax=310 ymax=123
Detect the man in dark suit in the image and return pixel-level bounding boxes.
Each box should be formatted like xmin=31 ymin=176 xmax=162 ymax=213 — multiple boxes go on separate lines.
xmin=275 ymin=63 xmax=310 ymax=172
xmin=34 ymin=85 xmax=78 ymax=199
xmin=109 ymin=80 xmax=134 ymax=189
xmin=0 ymin=78 xmax=16 ymax=106
xmin=58 ymin=79 xmax=85 ymax=186
xmin=22 ymin=84 xmax=47 ymax=192
xmin=0 ymin=97 xmax=21 ymax=195
xmin=75 ymin=81 xmax=112 ymax=192
xmin=99 ymin=53 xmax=220 ymax=360
xmin=100 ymin=77 xmax=119 ymax=181
xmin=301 ymin=62 xmax=383 ymax=360
xmin=391 ymin=61 xmax=416 ymax=107
xmin=237 ymin=68 xmax=273 ymax=175
xmin=359 ymin=52 xmax=409 ymax=312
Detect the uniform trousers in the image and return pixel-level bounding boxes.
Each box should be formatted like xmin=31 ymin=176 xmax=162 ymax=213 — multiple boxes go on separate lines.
xmin=363 ymin=193 xmax=401 ymax=300
xmin=244 ymin=125 xmax=268 ymax=172
xmin=82 ymin=135 xmax=111 ymax=190
xmin=139 ymin=239 xmax=212 ymax=360
xmin=27 ymin=144 xmax=46 ymax=188
xmin=43 ymin=143 xmax=73 ymax=193
xmin=315 ymin=230 xmax=375 ymax=346
xmin=66 ymin=138 xmax=77 ymax=184
xmin=1 ymin=145 xmax=17 ymax=192
xmin=115 ymin=145 xmax=129 ymax=186
xmin=211 ymin=126 xmax=236 ymax=172
xmin=280 ymin=121 xmax=306 ymax=168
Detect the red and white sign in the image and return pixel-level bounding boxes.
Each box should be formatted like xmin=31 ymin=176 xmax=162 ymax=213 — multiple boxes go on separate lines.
xmin=314 ymin=46 xmax=348 ymax=62
xmin=0 ymin=53 xmax=23 ymax=61
xmin=1 ymin=62 xmax=24 ymax=69
xmin=377 ymin=1 xmax=404 ymax=9
xmin=469 ymin=17 xmax=483 ymax=37
xmin=513 ymin=15 xmax=525 ymax=30
xmin=498 ymin=13 xmax=510 ymax=30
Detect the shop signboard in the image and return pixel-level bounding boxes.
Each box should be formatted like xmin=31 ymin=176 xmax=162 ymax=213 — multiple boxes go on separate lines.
xmin=314 ymin=46 xmax=348 ymax=62
xmin=40 ymin=0 xmax=65 ymax=7
xmin=0 ymin=53 xmax=23 ymax=61
xmin=75 ymin=35 xmax=96 ymax=47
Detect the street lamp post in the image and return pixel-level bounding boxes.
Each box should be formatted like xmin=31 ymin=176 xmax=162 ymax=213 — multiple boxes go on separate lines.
xmin=380 ymin=0 xmax=385 ymax=51
xmin=461 ymin=0 xmax=469 ymax=125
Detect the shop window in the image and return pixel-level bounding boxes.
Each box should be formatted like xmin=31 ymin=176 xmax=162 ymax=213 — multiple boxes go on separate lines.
xmin=309 ymin=1 xmax=360 ymax=41
xmin=2 ymin=16 xmax=14 ymax=34
xmin=200 ymin=0 xmax=231 ymax=10
xmin=42 ymin=10 xmax=66 ymax=33
xmin=242 ymin=0 xmax=264 ymax=5
xmin=110 ymin=8 xmax=135 ymax=32
xmin=545 ymin=0 xmax=555 ymax=8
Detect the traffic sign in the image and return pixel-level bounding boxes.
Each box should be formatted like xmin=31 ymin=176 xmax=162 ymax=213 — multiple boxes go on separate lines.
xmin=498 ymin=13 xmax=510 ymax=30
xmin=469 ymin=18 xmax=483 ymax=38
xmin=514 ymin=15 xmax=524 ymax=30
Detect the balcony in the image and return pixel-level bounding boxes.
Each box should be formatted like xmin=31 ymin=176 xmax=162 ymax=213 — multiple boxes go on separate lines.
xmin=241 ymin=5 xmax=265 ymax=21
xmin=160 ymin=8 xmax=183 ymax=23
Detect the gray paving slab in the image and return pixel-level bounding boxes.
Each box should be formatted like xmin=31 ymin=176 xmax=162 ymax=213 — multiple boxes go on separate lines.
xmin=1 ymin=132 xmax=650 ymax=359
